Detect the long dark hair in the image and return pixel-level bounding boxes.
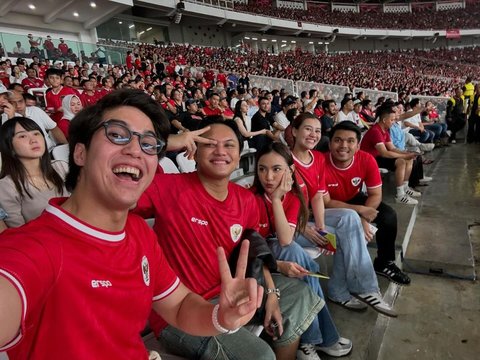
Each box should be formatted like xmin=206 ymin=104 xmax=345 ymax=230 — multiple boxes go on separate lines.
xmin=233 ymin=100 xmax=246 ymax=122
xmin=253 ymin=142 xmax=308 ymax=235
xmin=0 ymin=117 xmax=65 ymax=199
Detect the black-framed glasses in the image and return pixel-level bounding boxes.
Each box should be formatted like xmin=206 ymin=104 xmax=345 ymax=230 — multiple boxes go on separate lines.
xmin=96 ymin=120 xmax=165 ymax=156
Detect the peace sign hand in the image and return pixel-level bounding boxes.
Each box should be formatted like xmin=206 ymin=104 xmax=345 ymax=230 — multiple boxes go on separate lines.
xmin=216 ymin=240 xmax=264 ymax=331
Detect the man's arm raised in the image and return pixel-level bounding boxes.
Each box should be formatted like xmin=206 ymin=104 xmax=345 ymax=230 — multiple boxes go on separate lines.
xmin=166 ymin=126 xmax=217 ymax=160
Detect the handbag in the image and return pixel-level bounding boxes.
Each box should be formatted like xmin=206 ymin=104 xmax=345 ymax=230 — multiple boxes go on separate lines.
xmin=228 ymin=228 xmax=277 ymax=324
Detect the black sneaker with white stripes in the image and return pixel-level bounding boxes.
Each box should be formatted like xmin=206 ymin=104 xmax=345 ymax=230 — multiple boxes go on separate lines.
xmin=374 ymin=259 xmax=411 ymax=285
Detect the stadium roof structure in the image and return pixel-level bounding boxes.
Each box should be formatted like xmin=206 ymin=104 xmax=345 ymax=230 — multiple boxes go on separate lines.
xmin=0 ymin=0 xmax=132 ymax=30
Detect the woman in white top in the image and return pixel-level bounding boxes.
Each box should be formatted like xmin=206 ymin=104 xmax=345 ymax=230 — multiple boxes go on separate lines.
xmin=0 ymin=117 xmax=69 ymax=228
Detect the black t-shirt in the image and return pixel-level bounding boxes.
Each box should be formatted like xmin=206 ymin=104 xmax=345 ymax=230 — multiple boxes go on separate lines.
xmin=180 ymin=112 xmax=204 ymax=131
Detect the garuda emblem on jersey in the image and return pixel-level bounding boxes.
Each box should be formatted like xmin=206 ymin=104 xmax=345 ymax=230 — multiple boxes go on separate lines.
xmin=351 ymin=177 xmax=362 ymax=187
xmin=230 ymin=224 xmax=243 ymax=242
xmin=142 ymin=256 xmax=150 ymax=286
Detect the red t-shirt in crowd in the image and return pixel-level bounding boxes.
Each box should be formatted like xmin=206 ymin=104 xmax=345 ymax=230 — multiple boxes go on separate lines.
xmin=45 ymin=86 xmax=80 ymax=123
xmin=292 ymin=150 xmax=328 ymax=203
xmin=360 ymin=123 xmax=391 ymax=158
xmin=80 ymin=91 xmax=101 ymax=107
xmin=21 ymin=77 xmax=44 ymax=91
xmin=58 ymin=43 xmax=69 ymax=56
xmin=255 ymin=192 xmax=300 ymax=238
xmin=203 ymin=105 xmax=223 ymax=117
xmin=0 ymin=198 xmax=179 ymax=360
xmin=324 ymin=150 xmax=382 ymax=202
xmin=135 ymin=172 xmax=259 ymax=334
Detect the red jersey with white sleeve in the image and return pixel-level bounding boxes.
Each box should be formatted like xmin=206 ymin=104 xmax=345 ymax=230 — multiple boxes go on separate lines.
xmin=45 ymin=86 xmax=80 ymax=123
xmin=135 ymin=172 xmax=260 ymax=334
xmin=292 ymin=150 xmax=328 ymax=203
xmin=0 ymin=198 xmax=179 ymax=360
xmin=324 ymin=150 xmax=382 ymax=202
xmin=21 ymin=77 xmax=44 ymax=91
xmin=360 ymin=123 xmax=391 ymax=158
xmin=255 ymin=192 xmax=300 ymax=238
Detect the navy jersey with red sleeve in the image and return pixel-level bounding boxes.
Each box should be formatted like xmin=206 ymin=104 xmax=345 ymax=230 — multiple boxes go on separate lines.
xmin=292 ymin=150 xmax=328 ymax=203
xmin=324 ymin=150 xmax=382 ymax=202
xmin=360 ymin=124 xmax=391 ymax=158
xmin=255 ymin=192 xmax=300 ymax=238
xmin=0 ymin=198 xmax=179 ymax=360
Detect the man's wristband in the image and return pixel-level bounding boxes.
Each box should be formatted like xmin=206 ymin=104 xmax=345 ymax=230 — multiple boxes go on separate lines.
xmin=212 ymin=304 xmax=240 ymax=335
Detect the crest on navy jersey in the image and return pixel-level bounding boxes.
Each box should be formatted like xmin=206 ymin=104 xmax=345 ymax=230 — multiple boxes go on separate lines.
xmin=351 ymin=177 xmax=362 ymax=187
xmin=230 ymin=224 xmax=243 ymax=242
xmin=141 ymin=256 xmax=150 ymax=286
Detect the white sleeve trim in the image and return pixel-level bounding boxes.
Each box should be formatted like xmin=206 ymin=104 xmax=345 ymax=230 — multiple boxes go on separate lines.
xmin=152 ymin=277 xmax=180 ymax=302
xmin=366 ymin=184 xmax=382 ymax=189
xmin=0 ymin=269 xmax=26 ymax=351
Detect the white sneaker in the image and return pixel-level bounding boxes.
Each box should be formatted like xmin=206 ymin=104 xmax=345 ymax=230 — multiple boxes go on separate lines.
xmin=419 ymin=143 xmax=435 ymax=152
xmin=405 ymin=187 xmax=422 ymax=197
xmin=419 ymin=176 xmax=433 ymax=185
xmin=451 ymin=139 xmax=457 ymax=144
xmin=395 ymin=195 xmax=418 ymax=205
xmin=297 ymin=343 xmax=321 ymax=360
xmin=329 ymin=296 xmax=368 ymax=311
xmin=316 ymin=337 xmax=353 ymax=357
xmin=354 ymin=292 xmax=398 ymax=317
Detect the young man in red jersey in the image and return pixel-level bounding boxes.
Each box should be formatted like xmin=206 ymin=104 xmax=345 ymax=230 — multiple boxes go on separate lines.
xmin=79 ymin=79 xmax=101 ymax=107
xmin=324 ymin=121 xmax=410 ymax=285
xmin=135 ymin=117 xmax=323 ymax=360
xmin=0 ymin=90 xmax=262 ymax=359
xmin=21 ymin=67 xmax=44 ymax=92
xmin=44 ymin=68 xmax=80 ymax=123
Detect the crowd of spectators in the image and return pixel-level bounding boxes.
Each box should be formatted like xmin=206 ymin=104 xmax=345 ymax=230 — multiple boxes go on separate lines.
xmin=97 ymin=41 xmax=480 ymax=97
xmin=233 ymin=1 xmax=480 ymax=30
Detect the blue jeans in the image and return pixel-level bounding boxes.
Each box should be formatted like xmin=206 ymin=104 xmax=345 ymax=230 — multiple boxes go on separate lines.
xmin=296 ymin=208 xmax=379 ymax=303
xmin=159 ymin=274 xmax=323 ymax=359
xmin=425 ymin=123 xmax=447 ymax=140
xmin=409 ymin=128 xmax=435 ymax=143
xmin=269 ymin=240 xmax=339 ymax=346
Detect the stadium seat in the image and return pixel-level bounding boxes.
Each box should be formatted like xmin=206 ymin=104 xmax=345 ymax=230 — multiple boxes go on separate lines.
xmin=159 ymin=157 xmax=180 ymax=174
xmin=176 ymin=152 xmax=196 ymax=173
xmin=51 ymin=144 xmax=69 ymax=163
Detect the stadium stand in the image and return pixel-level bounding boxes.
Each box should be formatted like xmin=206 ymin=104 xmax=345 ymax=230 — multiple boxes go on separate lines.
xmin=0 ymin=1 xmax=479 ymax=359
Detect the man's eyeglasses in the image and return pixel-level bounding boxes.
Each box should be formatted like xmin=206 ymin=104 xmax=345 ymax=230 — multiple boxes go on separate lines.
xmin=96 ymin=120 xmax=165 ymax=155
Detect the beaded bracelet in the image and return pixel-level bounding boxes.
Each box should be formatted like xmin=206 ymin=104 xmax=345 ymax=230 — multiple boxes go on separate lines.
xmin=212 ymin=304 xmax=240 ymax=334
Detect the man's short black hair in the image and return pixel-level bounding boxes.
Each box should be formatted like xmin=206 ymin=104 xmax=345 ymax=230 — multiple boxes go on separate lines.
xmin=45 ymin=68 xmax=64 ymax=78
xmin=329 ymin=121 xmax=362 ymax=143
xmin=322 ymin=99 xmax=336 ymax=111
xmin=65 ymin=89 xmax=170 ymax=192
xmin=198 ymin=116 xmax=244 ymax=154
xmin=409 ymin=98 xmax=420 ymax=108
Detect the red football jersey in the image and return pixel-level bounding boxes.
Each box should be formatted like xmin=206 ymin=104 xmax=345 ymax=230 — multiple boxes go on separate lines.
xmin=0 ymin=198 xmax=179 ymax=360
xmin=45 ymin=86 xmax=80 ymax=123
xmin=324 ymin=150 xmax=382 ymax=202
xmin=360 ymin=123 xmax=391 ymax=158
xmin=255 ymin=192 xmax=300 ymax=238
xmin=292 ymin=150 xmax=328 ymax=203
xmin=21 ymin=77 xmax=44 ymax=91
xmin=135 ymin=172 xmax=260 ymax=334
xmin=80 ymin=91 xmax=101 ymax=107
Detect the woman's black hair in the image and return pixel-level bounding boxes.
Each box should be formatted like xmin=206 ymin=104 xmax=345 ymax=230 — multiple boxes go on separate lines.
xmin=233 ymin=99 xmax=246 ymax=121
xmin=65 ymin=89 xmax=170 ymax=192
xmin=253 ymin=142 xmax=308 ymax=235
xmin=0 ymin=117 xmax=64 ymax=199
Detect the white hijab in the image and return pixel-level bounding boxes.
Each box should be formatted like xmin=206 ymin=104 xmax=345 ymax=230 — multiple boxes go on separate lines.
xmin=61 ymin=94 xmax=81 ymax=121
